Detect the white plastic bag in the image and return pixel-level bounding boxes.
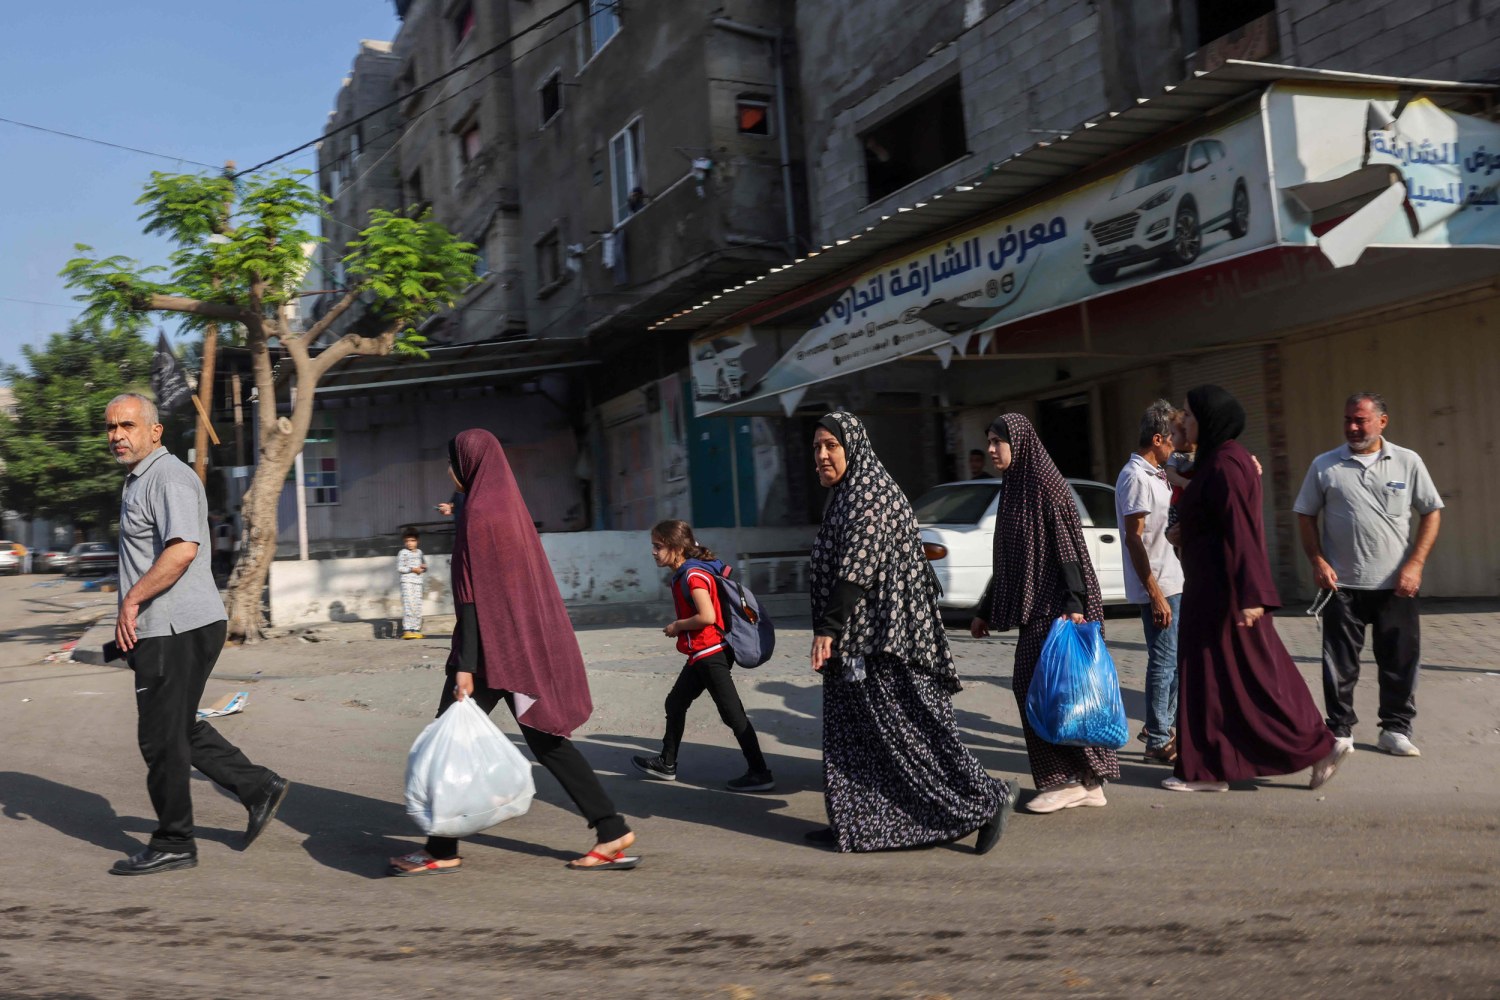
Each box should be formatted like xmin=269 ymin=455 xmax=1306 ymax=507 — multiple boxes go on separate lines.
xmin=405 ymin=697 xmax=535 ymax=837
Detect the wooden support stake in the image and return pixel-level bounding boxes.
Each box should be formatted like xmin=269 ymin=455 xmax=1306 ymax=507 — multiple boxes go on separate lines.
xmin=191 ymin=393 xmax=222 ymax=446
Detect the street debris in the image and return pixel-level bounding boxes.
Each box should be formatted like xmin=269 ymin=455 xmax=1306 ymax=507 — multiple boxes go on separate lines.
xmin=198 ymin=691 xmax=249 ymax=719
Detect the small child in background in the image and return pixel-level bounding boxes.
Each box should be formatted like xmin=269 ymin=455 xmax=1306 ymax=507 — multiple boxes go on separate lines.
xmin=632 ymin=520 xmax=774 ymax=793
xmin=397 ymin=528 xmax=427 ymax=639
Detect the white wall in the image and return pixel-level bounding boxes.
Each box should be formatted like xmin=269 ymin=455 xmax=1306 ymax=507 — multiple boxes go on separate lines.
xmin=269 ymin=525 xmax=819 ymax=627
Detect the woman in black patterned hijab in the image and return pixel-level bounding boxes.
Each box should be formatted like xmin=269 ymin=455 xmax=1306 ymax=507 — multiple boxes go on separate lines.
xmin=807 ymin=411 xmax=1012 ymax=854
xmin=973 ymin=413 xmax=1120 ymax=813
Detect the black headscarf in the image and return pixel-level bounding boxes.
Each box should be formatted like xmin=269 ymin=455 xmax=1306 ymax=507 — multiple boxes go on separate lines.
xmin=987 ymin=413 xmax=1102 ymax=630
xmin=1186 ymin=384 xmax=1246 ymax=459
xmin=809 ymin=411 xmax=956 ymax=688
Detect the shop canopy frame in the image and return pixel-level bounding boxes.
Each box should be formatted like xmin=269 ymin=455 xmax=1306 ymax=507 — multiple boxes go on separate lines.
xmin=649 ymin=61 xmax=1495 ymax=337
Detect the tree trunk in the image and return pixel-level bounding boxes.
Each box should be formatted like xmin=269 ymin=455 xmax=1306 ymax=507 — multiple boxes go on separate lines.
xmin=223 ymin=326 xmax=317 ymax=641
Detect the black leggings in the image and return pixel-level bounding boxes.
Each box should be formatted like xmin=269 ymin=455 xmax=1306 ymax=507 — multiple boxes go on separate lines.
xmin=425 ymin=674 xmax=629 ymax=860
xmin=660 ymin=650 xmax=768 ymax=773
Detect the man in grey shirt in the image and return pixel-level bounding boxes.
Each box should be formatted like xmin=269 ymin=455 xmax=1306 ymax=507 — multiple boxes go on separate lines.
xmin=105 ymin=393 xmax=289 ymax=876
xmin=1293 ymin=392 xmax=1442 ymax=759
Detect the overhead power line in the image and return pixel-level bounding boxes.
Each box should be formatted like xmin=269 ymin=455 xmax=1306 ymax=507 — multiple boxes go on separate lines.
xmin=232 ymin=2 xmax=590 ymax=179
xmin=0 ymin=116 xmax=218 ymax=170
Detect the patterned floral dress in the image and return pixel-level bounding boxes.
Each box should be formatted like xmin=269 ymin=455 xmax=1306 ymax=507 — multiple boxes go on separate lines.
xmin=811 ymin=412 xmax=1009 ymax=853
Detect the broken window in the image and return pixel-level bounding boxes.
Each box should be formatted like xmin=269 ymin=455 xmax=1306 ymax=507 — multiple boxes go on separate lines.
xmin=1196 ymin=0 xmax=1275 ymax=45
xmin=861 ymin=79 xmax=968 ymax=204
xmin=535 ymin=228 xmax=562 ymax=291
xmin=454 ymin=2 xmax=476 ymax=46
xmin=610 ymin=118 xmax=643 ymax=225
xmin=539 ymin=71 xmax=562 ymax=126
xmin=737 ymin=95 xmax=771 ymax=137
xmin=460 ymin=123 xmax=483 ymax=164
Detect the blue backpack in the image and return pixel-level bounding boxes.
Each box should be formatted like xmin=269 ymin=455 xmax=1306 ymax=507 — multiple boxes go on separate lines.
xmin=676 ymin=560 xmax=776 ymax=668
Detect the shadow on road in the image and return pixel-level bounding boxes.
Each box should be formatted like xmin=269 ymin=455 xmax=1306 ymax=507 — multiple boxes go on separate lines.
xmin=0 ymin=771 xmax=142 ymax=855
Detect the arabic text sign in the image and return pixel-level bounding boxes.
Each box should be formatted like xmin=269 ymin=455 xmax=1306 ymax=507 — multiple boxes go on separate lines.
xmin=691 ymin=110 xmax=1273 ymax=416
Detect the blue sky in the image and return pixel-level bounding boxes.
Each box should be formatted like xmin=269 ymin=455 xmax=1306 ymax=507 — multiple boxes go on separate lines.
xmin=0 ymin=1 xmax=402 ymax=373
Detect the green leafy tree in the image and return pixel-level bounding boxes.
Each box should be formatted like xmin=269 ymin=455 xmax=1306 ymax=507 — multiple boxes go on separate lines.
xmin=63 ymin=170 xmax=475 ymax=639
xmin=0 ymin=320 xmax=156 ymax=533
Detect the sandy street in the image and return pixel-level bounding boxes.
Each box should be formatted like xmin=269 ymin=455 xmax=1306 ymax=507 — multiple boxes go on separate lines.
xmin=0 ymin=574 xmax=1497 ymax=999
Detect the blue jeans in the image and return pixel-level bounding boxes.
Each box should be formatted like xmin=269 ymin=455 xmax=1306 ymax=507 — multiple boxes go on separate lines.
xmin=1140 ymin=594 xmax=1181 ymax=750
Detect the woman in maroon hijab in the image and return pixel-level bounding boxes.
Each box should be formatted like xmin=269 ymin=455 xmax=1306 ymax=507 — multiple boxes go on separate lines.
xmin=1167 ymin=385 xmax=1350 ymax=793
xmin=388 ymin=429 xmax=638 ymax=874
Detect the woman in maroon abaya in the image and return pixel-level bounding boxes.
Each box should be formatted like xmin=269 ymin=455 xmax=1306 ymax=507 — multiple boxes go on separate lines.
xmin=1166 ymin=385 xmax=1350 ymax=793
xmin=388 ymin=429 xmax=638 ymax=874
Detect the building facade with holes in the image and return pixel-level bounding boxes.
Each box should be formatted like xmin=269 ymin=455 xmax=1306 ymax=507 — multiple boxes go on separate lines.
xmin=651 ymin=0 xmax=1500 ymax=600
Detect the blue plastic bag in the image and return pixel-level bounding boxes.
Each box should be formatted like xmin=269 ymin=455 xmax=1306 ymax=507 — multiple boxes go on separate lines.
xmin=1024 ymin=618 xmax=1129 ymax=748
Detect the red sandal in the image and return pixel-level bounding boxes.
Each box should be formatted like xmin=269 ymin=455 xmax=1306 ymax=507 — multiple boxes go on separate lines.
xmin=565 ymin=849 xmax=640 ymax=871
xmin=387 ymin=851 xmax=462 ymax=877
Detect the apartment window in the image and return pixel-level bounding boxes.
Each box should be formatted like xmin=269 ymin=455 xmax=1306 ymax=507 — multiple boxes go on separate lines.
xmin=609 ymin=119 xmax=642 ymax=225
xmin=737 ymin=96 xmax=771 ymax=137
xmin=1196 ymin=0 xmax=1274 ymax=45
xmin=460 ymin=123 xmax=483 ymax=164
xmin=304 ymin=422 xmax=339 ymax=506
xmin=405 ymin=168 xmax=427 ymax=211
xmin=453 ymin=2 xmax=476 ymax=46
xmin=327 ymin=162 xmax=342 ymax=200
xmin=350 ymin=126 xmax=362 ymax=163
xmin=535 ymin=228 xmax=562 ymax=292
xmin=539 ymin=72 xmax=562 ymax=126
xmin=583 ymin=0 xmax=620 ymax=58
xmin=861 ymin=79 xmax=967 ymax=203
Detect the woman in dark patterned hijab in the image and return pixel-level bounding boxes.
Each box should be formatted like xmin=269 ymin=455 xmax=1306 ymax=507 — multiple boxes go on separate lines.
xmin=807 ymin=411 xmax=1012 ymax=855
xmin=973 ymin=413 xmax=1120 ymax=813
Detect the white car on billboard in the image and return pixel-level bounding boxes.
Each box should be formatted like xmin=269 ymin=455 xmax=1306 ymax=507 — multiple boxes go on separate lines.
xmin=691 ymin=337 xmax=751 ymax=402
xmin=913 ymin=479 xmax=1128 ymax=617
xmin=1082 ymin=138 xmax=1250 ymax=284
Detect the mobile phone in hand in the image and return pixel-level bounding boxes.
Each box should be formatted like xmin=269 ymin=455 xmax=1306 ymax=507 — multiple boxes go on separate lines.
xmin=103 ymin=640 xmax=125 ymax=663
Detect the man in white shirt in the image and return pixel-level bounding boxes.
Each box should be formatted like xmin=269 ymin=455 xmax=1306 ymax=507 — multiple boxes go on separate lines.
xmin=1114 ymin=400 xmax=1185 ymax=763
xmin=1294 ymin=392 xmax=1443 ymax=758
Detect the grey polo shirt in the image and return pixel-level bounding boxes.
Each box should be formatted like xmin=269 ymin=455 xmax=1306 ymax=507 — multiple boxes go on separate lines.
xmin=118 ymin=446 xmax=227 ymax=637
xmin=1292 ymin=439 xmax=1444 ymax=591
xmin=1114 ymin=452 xmax=1184 ymax=603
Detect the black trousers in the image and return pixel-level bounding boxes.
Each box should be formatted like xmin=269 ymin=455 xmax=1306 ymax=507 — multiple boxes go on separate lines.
xmin=129 ymin=621 xmax=274 ymax=853
xmin=660 ymin=650 xmax=768 ymax=773
xmin=425 ymin=674 xmax=629 ymax=860
xmin=1321 ymin=588 xmax=1421 ymax=737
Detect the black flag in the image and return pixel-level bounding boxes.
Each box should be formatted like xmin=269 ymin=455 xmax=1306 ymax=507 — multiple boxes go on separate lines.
xmin=151 ymin=331 xmax=192 ymax=414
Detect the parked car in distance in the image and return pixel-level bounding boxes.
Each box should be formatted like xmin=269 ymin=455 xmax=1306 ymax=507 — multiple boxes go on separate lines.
xmin=64 ymin=542 xmax=118 ymax=577
xmin=912 ymin=479 xmax=1128 ymax=617
xmin=0 ymin=542 xmax=19 ymax=576
xmin=1081 ymin=138 xmax=1249 ymax=284
xmin=34 ymin=550 xmax=73 ymax=573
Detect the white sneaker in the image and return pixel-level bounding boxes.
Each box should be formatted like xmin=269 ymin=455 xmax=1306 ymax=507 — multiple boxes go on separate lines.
xmin=1077 ymin=784 xmax=1108 ymax=808
xmin=1333 ymin=735 xmax=1355 ymax=756
xmin=1377 ymin=730 xmax=1421 ymax=757
xmin=1025 ymin=782 xmax=1089 ymax=813
xmin=1309 ymin=740 xmax=1355 ymax=789
xmin=1161 ymin=776 xmax=1229 ymax=792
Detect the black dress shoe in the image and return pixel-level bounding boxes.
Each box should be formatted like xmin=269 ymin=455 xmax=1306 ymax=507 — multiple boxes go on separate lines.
xmin=244 ymin=775 xmax=291 ymax=848
xmin=975 ymin=781 xmax=1014 ymax=856
xmin=109 ymin=848 xmax=198 ymax=876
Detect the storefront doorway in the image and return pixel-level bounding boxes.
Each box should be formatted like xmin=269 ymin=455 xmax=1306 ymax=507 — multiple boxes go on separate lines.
xmin=1036 ymin=392 xmax=1093 ymax=479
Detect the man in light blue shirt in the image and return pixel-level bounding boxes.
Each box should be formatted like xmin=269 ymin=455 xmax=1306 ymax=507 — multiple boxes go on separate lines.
xmin=105 ymin=393 xmax=290 ymax=876
xmin=1114 ymin=400 xmax=1185 ymax=763
xmin=1294 ymin=392 xmax=1443 ymax=758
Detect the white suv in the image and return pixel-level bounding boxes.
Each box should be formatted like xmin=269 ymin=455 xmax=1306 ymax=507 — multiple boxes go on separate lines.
xmin=1082 ymin=138 xmax=1249 ymax=284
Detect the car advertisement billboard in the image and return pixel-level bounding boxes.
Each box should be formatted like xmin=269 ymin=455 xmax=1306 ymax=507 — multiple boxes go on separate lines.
xmin=690 ymin=108 xmax=1275 ymax=416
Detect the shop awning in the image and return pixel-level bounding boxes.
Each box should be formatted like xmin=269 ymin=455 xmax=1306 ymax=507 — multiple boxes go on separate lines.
xmin=664 ymin=62 xmax=1497 ymax=417
xmin=653 ymin=62 xmax=1491 ymax=337
xmin=308 ymin=340 xmax=597 ymax=396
